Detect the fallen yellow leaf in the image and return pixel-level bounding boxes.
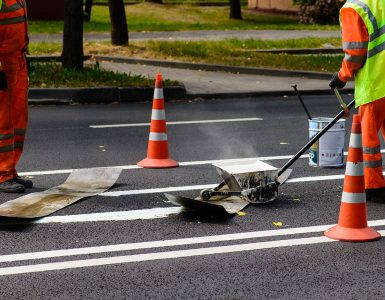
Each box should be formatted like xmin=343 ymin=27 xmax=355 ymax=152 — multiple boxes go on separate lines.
xmin=272 ymin=221 xmax=283 ymax=227
xmin=237 ymin=212 xmax=246 ymax=216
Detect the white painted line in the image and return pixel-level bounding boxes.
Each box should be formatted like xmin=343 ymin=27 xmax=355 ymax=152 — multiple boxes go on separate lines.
xmin=102 ymin=184 xmax=215 ymax=197
xmin=101 ymin=174 xmax=347 ymax=197
xmin=17 ymin=150 xmax=385 ymax=177
xmin=0 ymin=223 xmax=335 ymax=263
xmin=15 ymin=155 xmax=309 ymax=176
xmin=90 ymin=117 xmax=263 ymax=128
xmin=2 ymin=219 xmax=385 ymax=265
xmin=286 ymin=174 xmax=344 ymax=183
xmin=32 ymin=207 xmax=183 ymax=224
xmin=0 ymin=235 xmax=336 ymax=276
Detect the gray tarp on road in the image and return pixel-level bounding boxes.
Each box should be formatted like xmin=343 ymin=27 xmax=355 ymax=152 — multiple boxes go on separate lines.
xmin=0 ymin=167 xmax=122 ymax=218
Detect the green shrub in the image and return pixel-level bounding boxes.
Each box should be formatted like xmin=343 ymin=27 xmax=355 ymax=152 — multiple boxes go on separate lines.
xmin=293 ymin=0 xmax=346 ymax=25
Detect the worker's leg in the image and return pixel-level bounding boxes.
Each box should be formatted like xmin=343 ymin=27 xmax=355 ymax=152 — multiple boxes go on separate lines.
xmin=359 ymin=98 xmax=385 ymax=189
xmin=11 ymin=55 xmax=28 ymax=177
xmin=0 ymin=56 xmax=18 ymax=183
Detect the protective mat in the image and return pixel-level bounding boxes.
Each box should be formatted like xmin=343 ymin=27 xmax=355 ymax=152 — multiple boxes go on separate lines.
xmin=0 ymin=167 xmax=122 ymax=218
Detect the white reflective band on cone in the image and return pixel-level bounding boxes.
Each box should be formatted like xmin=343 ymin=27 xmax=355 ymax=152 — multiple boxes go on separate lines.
xmin=151 ymin=109 xmax=166 ymax=121
xmin=345 ymin=161 xmax=364 ymax=176
xmin=341 ymin=191 xmax=366 ymax=204
xmin=349 ymin=133 xmax=362 ymax=148
xmin=149 ymin=132 xmax=168 ymax=141
xmin=153 ymin=88 xmax=164 ymax=99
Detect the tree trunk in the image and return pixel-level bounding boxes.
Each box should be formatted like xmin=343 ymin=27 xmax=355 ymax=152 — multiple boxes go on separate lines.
xmin=229 ymin=0 xmax=242 ymax=20
xmin=62 ymin=0 xmax=84 ymax=69
xmin=108 ymin=0 xmax=129 ymax=45
xmin=84 ymin=0 xmax=93 ymax=22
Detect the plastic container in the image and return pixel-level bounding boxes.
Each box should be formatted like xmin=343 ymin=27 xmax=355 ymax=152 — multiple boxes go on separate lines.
xmin=309 ymin=117 xmax=345 ymax=167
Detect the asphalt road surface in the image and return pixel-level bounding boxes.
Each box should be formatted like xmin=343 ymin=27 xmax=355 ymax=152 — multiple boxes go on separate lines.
xmin=1 ymin=93 xmax=385 ymax=299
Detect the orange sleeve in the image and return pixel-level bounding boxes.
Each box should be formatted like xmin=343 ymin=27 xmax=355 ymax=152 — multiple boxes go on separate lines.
xmin=338 ymin=8 xmax=369 ymax=82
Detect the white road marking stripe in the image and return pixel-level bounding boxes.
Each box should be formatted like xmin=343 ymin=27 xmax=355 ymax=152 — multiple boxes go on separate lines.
xmin=89 ymin=117 xmax=263 ymax=128
xmin=19 ymin=150 xmax=385 ymax=177
xmin=32 ymin=207 xmax=183 ymax=224
xmin=286 ymin=174 xmax=344 ymax=183
xmin=103 ymin=184 xmax=215 ymax=196
xmin=2 ymin=220 xmax=385 ymax=264
xmin=0 ymin=224 xmax=333 ymax=263
xmin=0 ymin=236 xmax=335 ymax=276
xmin=102 ymin=174 xmax=347 ymax=197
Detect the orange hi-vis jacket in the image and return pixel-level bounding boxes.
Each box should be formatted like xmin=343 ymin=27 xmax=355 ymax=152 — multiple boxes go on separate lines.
xmin=0 ymin=0 xmax=29 ymax=183
xmin=338 ymin=8 xmax=369 ymax=83
xmin=338 ymin=5 xmax=385 ymax=190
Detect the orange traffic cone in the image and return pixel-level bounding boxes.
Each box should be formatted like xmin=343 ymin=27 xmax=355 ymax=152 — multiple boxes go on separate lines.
xmin=137 ymin=73 xmax=179 ymax=168
xmin=324 ymin=114 xmax=380 ymax=242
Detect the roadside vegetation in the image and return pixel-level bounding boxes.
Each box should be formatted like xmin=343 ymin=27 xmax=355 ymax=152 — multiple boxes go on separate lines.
xmin=29 ymin=3 xmax=341 ymax=87
xmin=30 ymin=62 xmax=178 ymax=88
xmin=28 ymin=3 xmax=338 ymax=33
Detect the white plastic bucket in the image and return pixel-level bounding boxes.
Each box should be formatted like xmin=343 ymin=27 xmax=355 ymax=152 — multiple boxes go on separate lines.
xmin=309 ymin=117 xmax=345 ymax=167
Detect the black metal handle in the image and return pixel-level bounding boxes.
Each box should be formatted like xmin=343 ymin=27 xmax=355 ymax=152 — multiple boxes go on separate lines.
xmin=291 ymin=84 xmax=312 ymax=120
xmin=278 ymin=99 xmax=355 ymax=177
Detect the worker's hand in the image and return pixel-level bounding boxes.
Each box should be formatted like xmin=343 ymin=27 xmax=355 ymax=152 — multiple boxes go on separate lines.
xmin=0 ymin=70 xmax=7 ymax=92
xmin=329 ymin=72 xmax=346 ymax=90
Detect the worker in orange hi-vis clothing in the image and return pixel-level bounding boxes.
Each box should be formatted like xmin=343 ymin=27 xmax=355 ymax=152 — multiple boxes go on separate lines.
xmin=330 ymin=0 xmax=385 ymax=202
xmin=0 ymin=0 xmax=33 ymax=193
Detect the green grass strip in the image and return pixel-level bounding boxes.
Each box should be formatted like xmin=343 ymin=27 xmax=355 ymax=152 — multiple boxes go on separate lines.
xmin=30 ymin=62 xmax=178 ymax=88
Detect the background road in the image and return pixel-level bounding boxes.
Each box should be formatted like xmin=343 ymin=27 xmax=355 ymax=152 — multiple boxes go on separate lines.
xmin=1 ymin=94 xmax=385 ymax=299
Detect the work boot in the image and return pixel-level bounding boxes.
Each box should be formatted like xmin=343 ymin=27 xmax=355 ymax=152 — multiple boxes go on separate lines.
xmin=13 ymin=176 xmax=33 ymax=188
xmin=0 ymin=180 xmax=25 ymax=193
xmin=365 ymin=187 xmax=385 ymax=203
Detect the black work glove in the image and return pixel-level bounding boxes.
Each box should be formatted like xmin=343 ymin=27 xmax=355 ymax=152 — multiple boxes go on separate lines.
xmin=329 ymin=72 xmax=346 ymax=90
xmin=0 ymin=71 xmax=7 ymax=92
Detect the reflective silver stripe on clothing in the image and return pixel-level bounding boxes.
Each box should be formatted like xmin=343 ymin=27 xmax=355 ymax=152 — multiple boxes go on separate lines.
xmin=345 ymin=162 xmax=364 ymax=176
xmin=0 ymin=2 xmax=20 ymax=13
xmin=149 ymin=132 xmax=168 ymax=141
xmin=0 ymin=145 xmax=13 ymax=153
xmin=341 ymin=191 xmax=366 ymax=204
xmin=349 ymin=133 xmax=362 ymax=148
xmin=14 ymin=141 xmax=24 ymax=149
xmin=151 ymin=109 xmax=166 ymax=121
xmin=0 ymin=134 xmax=14 ymax=140
xmin=14 ymin=128 xmax=26 ymax=135
xmin=153 ymin=88 xmax=163 ymax=100
xmin=0 ymin=15 xmax=26 ymax=25
xmin=364 ymin=159 xmax=382 ymax=168
xmin=347 ymin=0 xmax=378 ymax=32
xmin=343 ymin=41 xmax=368 ymax=50
xmin=371 ymin=25 xmax=385 ymax=41
xmin=344 ymin=53 xmax=366 ymax=63
xmin=347 ymin=0 xmax=385 ymax=42
xmin=363 ymin=145 xmax=381 ymax=155
xmin=368 ymin=42 xmax=385 ymax=58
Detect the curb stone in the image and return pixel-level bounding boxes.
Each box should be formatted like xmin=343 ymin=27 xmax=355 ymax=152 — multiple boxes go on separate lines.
xmin=28 ymin=55 xmax=352 ymax=104
xmin=94 ymin=55 xmax=333 ymax=80
xmin=29 ymin=86 xmax=187 ymax=103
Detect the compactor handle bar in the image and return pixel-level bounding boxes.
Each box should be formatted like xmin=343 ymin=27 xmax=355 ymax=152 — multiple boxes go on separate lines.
xmin=277 ymin=98 xmax=355 ymax=177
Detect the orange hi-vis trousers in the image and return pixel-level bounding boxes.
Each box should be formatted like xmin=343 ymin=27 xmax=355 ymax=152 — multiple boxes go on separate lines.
xmin=0 ymin=54 xmax=28 ymax=183
xmin=359 ymin=97 xmax=385 ymax=189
